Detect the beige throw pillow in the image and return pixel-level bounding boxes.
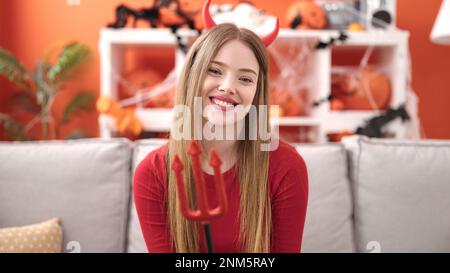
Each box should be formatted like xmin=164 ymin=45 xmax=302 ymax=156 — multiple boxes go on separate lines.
xmin=0 ymin=218 xmax=63 ymax=253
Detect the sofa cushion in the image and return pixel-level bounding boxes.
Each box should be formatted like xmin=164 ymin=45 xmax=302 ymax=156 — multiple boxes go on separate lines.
xmin=0 ymin=138 xmax=132 ymax=253
xmin=127 ymin=139 xmax=169 ymax=253
xmin=295 ymin=144 xmax=356 ymax=253
xmin=0 ymin=218 xmax=63 ymax=253
xmin=343 ymin=135 xmax=450 ymax=252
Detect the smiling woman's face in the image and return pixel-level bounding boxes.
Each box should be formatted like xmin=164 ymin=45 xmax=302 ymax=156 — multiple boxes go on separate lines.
xmin=202 ymin=39 xmax=260 ymax=125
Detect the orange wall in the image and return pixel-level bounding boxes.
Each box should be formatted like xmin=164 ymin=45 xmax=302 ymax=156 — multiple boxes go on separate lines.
xmin=397 ymin=0 xmax=450 ymax=139
xmin=0 ymin=0 xmax=449 ymax=140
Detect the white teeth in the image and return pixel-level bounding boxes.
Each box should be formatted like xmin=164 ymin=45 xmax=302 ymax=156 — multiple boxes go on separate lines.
xmin=212 ymin=98 xmax=234 ymax=107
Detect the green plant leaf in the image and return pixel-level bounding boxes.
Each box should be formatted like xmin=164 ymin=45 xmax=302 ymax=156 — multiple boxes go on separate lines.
xmin=34 ymin=60 xmax=54 ymax=106
xmin=44 ymin=40 xmax=65 ymax=63
xmin=47 ymin=42 xmax=91 ymax=83
xmin=60 ymin=91 xmax=94 ymax=124
xmin=0 ymin=48 xmax=32 ymax=88
xmin=65 ymin=129 xmax=89 ymax=140
xmin=9 ymin=92 xmax=41 ymax=114
xmin=0 ymin=113 xmax=29 ymax=141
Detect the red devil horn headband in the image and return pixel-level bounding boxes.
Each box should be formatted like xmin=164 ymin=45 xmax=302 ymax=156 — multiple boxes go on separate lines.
xmin=202 ymin=0 xmax=280 ymax=47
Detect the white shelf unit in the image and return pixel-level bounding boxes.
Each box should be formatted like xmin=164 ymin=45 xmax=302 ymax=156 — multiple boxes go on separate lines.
xmin=98 ymin=28 xmax=196 ymax=138
xmin=98 ymin=28 xmax=409 ymax=143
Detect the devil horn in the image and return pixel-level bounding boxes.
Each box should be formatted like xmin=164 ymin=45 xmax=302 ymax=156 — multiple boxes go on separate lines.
xmin=261 ymin=18 xmax=280 ymax=47
xmin=203 ymin=0 xmax=216 ymax=30
xmin=202 ymin=0 xmax=280 ymax=47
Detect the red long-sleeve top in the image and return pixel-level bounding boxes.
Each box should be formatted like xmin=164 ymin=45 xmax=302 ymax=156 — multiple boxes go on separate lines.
xmin=133 ymin=140 xmax=308 ymax=253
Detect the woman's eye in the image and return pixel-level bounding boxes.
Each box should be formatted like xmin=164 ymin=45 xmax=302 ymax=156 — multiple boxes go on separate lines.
xmin=208 ymin=68 xmax=221 ymax=75
xmin=240 ymin=77 xmax=253 ymax=83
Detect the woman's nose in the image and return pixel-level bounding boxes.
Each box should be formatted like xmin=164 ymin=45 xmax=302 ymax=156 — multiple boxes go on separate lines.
xmin=218 ymin=75 xmax=236 ymax=94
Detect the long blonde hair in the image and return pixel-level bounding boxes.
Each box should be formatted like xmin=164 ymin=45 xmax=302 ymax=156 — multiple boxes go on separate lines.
xmin=167 ymin=23 xmax=271 ymax=252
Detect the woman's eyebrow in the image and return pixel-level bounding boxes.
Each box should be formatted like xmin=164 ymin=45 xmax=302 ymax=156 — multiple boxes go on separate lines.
xmin=211 ymin=60 xmax=257 ymax=76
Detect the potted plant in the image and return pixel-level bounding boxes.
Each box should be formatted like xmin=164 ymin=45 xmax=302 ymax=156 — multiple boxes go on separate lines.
xmin=0 ymin=42 xmax=95 ymax=140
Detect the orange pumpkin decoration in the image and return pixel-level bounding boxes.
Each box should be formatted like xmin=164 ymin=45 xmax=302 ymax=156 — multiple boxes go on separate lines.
xmin=118 ymin=68 xmax=163 ymax=100
xmin=270 ymin=89 xmax=309 ymax=116
xmin=96 ymin=96 xmax=143 ymax=140
xmin=144 ymin=86 xmax=176 ymax=108
xmin=331 ymin=66 xmax=391 ymax=110
xmin=159 ymin=0 xmax=203 ymax=29
xmin=327 ymin=130 xmax=354 ymax=142
xmin=118 ymin=68 xmax=176 ymax=108
xmin=178 ymin=0 xmax=204 ymax=29
xmin=286 ymin=0 xmax=327 ymax=30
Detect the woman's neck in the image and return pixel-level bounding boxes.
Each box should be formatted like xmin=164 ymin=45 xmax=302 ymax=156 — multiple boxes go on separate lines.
xmin=203 ymin=139 xmax=238 ymax=158
xmin=199 ymin=120 xmax=244 ymax=174
xmin=201 ymin=139 xmax=239 ymax=175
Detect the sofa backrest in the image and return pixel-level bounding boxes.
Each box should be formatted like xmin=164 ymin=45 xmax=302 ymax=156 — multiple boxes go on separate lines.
xmin=0 ymin=138 xmax=132 ymax=253
xmin=3 ymin=136 xmax=450 ymax=253
xmin=296 ymin=144 xmax=356 ymax=252
xmin=343 ymin=135 xmax=450 ymax=253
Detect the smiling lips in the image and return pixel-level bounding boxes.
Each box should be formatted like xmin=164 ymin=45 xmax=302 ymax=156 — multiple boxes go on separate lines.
xmin=209 ymin=96 xmax=238 ymax=111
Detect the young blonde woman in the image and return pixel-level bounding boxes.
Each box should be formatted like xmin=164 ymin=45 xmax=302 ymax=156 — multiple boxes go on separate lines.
xmin=134 ymin=0 xmax=308 ymax=253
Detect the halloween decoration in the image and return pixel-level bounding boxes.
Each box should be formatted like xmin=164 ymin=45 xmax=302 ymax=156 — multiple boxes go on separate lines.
xmin=271 ymin=89 xmax=309 ymax=116
xmin=327 ymin=104 xmax=410 ymax=142
xmin=286 ymin=0 xmax=328 ymax=30
xmin=356 ymin=104 xmax=410 ymax=138
xmin=107 ymin=0 xmax=203 ymax=53
xmin=313 ymin=66 xmax=391 ymax=111
xmin=327 ymin=130 xmax=355 ymax=142
xmin=96 ymin=96 xmax=143 ymax=140
xmin=203 ymin=0 xmax=279 ymax=47
xmin=207 ymin=1 xmax=278 ymax=39
xmin=268 ymin=39 xmax=313 ymax=117
xmin=117 ymin=67 xmax=175 ymax=108
xmin=332 ymin=66 xmax=391 ymax=110
xmin=97 ymin=68 xmax=176 ymax=138
xmin=144 ymin=86 xmax=175 ymax=108
xmin=107 ymin=0 xmax=203 ymax=30
xmin=172 ymin=140 xmax=228 ymax=253
xmin=315 ymin=31 xmax=348 ymax=49
xmin=118 ymin=68 xmax=163 ymax=100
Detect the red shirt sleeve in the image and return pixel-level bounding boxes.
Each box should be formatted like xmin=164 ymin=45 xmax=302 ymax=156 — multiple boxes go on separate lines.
xmin=269 ymin=142 xmax=309 ymax=253
xmin=133 ymin=145 xmax=174 ymax=253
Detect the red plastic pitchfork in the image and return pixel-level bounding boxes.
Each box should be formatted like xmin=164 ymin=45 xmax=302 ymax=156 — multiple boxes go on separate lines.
xmin=171 ymin=140 xmax=228 ymax=253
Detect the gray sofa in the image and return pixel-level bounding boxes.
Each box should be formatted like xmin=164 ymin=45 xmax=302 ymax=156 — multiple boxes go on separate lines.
xmin=1 ymin=136 xmax=450 ymax=253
